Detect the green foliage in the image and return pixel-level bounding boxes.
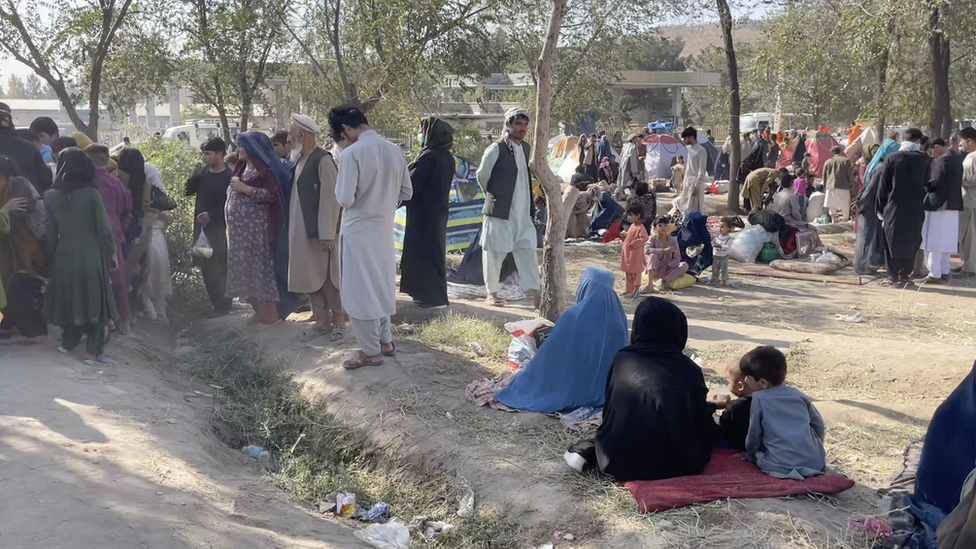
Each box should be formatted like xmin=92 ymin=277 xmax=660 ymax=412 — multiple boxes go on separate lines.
xmin=135 ymin=135 xmax=211 ymax=320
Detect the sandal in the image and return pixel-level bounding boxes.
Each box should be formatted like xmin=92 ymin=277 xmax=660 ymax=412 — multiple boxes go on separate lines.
xmin=382 ymin=342 xmax=396 ymax=357
xmin=342 ymin=350 xmax=384 ymax=370
xmin=330 ymin=327 xmax=347 ymax=341
xmin=84 ymin=355 xmax=115 ymax=366
xmin=486 ymin=296 xmax=505 ymax=307
xmin=300 ymin=326 xmax=331 ymax=343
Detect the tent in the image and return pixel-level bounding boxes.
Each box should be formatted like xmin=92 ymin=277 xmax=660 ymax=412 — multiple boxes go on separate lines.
xmin=394 ymin=156 xmax=484 ymax=255
xmin=643 ymin=134 xmax=685 ymax=179
xmin=845 ymin=126 xmax=879 ymax=163
xmin=776 ymin=131 xmax=840 ymax=177
xmin=547 ymin=134 xmax=617 ymax=183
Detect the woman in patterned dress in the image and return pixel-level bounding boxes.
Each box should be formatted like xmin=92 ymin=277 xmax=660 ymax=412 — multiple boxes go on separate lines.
xmin=224 ymin=132 xmax=287 ymax=325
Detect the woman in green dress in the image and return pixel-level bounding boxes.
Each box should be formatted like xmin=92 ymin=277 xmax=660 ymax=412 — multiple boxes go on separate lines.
xmin=45 ymin=147 xmax=119 ymax=365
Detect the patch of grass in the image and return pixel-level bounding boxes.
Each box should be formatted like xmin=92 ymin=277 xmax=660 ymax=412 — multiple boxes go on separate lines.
xmin=170 ymin=333 xmax=524 ymax=548
xmin=406 ymin=312 xmax=511 ymax=364
xmin=824 ymin=420 xmax=925 ymax=484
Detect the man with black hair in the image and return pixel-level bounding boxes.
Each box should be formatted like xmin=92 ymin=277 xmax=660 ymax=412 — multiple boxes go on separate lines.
xmin=52 ymin=136 xmax=77 ymax=155
xmin=677 ymin=126 xmax=707 ymax=214
xmin=185 ymin=137 xmax=233 ymax=316
xmin=272 ymin=130 xmax=290 ymax=161
xmin=29 ymin=116 xmax=58 ymax=163
xmin=476 ymin=108 xmax=540 ymax=308
xmin=329 ymin=105 xmax=412 ymax=369
xmin=956 ymin=127 xmax=976 ymax=277
xmin=918 ymin=138 xmax=964 ymax=283
xmin=0 ymin=105 xmax=52 ymax=193
xmin=877 ymin=128 xmax=931 ymax=285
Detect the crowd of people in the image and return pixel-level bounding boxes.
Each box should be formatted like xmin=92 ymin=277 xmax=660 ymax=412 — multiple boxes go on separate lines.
xmin=0 ymin=101 xmax=476 ymax=369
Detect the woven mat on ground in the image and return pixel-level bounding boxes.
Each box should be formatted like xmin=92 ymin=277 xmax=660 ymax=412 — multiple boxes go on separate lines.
xmin=625 ymin=448 xmax=856 ymax=513
xmin=728 ymin=260 xmax=870 ymax=286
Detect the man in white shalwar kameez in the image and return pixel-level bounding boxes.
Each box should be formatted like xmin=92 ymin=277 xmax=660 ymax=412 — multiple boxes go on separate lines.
xmin=674 ymin=127 xmax=707 ymax=216
xmin=330 ymin=106 xmax=413 ymax=369
xmin=476 ymin=108 xmax=541 ymax=308
xmin=286 ymin=113 xmax=345 ymax=341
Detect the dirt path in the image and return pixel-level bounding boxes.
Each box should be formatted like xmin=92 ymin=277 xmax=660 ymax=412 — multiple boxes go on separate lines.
xmin=0 ymin=334 xmax=369 ymax=549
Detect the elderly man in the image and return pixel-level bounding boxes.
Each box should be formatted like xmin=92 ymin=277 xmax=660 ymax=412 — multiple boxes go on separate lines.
xmin=476 ymin=108 xmax=540 ymax=308
xmin=823 ymin=145 xmax=856 ymax=222
xmin=286 ymin=113 xmax=345 ymax=341
xmin=330 ymin=106 xmax=412 ymax=369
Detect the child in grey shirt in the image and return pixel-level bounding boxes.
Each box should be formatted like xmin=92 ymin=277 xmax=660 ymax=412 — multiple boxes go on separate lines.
xmin=740 ymin=346 xmax=826 ymax=480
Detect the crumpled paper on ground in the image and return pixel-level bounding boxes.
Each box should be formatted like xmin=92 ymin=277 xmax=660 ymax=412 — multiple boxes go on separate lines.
xmin=354 ymin=520 xmax=410 ymax=549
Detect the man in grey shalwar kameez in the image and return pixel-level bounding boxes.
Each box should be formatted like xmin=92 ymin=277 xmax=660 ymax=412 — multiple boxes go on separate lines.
xmin=330 ymin=106 xmax=413 ymax=369
xmin=476 ymin=108 xmax=540 ymax=308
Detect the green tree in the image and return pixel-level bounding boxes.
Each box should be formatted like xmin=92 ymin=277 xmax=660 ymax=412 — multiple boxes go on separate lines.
xmin=179 ymin=0 xmax=287 ymax=142
xmin=0 ymin=0 xmax=139 ymax=138
xmin=6 ymin=74 xmax=23 ymax=98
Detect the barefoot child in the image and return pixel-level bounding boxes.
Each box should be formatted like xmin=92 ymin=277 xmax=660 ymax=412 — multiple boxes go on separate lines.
xmin=710 ymin=360 xmax=752 ymax=450
xmin=620 ymin=205 xmax=648 ymax=296
xmin=641 ymin=215 xmax=688 ymax=293
xmin=740 ymin=346 xmax=826 ymax=479
xmin=711 ymin=217 xmax=734 ymax=286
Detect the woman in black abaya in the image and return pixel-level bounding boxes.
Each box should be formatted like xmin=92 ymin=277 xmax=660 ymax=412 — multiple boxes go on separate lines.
xmin=565 ymin=297 xmax=718 ymax=481
xmin=400 ymin=117 xmax=456 ymax=308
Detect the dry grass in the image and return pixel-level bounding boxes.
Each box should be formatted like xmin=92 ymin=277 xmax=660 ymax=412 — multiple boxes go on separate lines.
xmin=401 ymin=312 xmax=512 ymax=367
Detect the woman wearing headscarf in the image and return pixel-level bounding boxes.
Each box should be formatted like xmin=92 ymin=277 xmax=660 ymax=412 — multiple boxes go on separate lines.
xmin=400 ymin=117 xmax=455 ymax=309
xmin=225 ymin=131 xmax=285 ymax=325
xmin=117 ymin=147 xmax=151 ymax=307
xmin=0 ymin=155 xmax=48 ymax=344
xmin=566 ymin=297 xmax=719 ymax=481
xmin=854 ymin=139 xmax=899 ymax=275
xmin=45 ymin=148 xmax=119 ymax=365
xmin=494 ymin=267 xmax=628 ymax=413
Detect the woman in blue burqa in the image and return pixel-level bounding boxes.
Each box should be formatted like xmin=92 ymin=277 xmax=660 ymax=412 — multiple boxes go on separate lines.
xmin=494 ymin=266 xmax=629 ymax=413
xmin=853 ymin=139 xmax=898 ymax=275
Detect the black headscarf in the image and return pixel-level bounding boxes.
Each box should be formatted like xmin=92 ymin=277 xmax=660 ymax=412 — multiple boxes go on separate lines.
xmin=625 ymin=296 xmax=688 ymax=355
xmin=416 ymin=117 xmax=454 ymax=160
xmin=117 ymin=147 xmax=147 ymax=218
xmin=53 ymin=147 xmax=96 ymax=192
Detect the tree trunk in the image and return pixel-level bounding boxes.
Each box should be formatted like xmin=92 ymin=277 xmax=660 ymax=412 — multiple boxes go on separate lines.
xmin=530 ymin=0 xmax=576 ymax=321
xmin=217 ymin=106 xmax=231 ymax=144
xmin=239 ymin=97 xmax=251 ymax=133
xmin=717 ymin=0 xmax=741 ymax=214
xmin=86 ymin=58 xmax=104 ymax=140
xmin=928 ymin=5 xmax=951 ymax=138
xmin=876 ymin=13 xmax=896 ymax=140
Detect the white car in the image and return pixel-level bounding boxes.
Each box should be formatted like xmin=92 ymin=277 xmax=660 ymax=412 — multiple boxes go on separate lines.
xmin=162 ymin=122 xmax=240 ymax=149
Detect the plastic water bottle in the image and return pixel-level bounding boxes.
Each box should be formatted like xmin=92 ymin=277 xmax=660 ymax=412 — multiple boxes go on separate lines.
xmin=242 ymin=445 xmax=270 ymax=463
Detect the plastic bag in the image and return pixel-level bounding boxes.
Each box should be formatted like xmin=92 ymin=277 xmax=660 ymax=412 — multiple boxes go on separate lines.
xmin=729 ymin=225 xmax=771 ymax=264
xmin=664 ymin=273 xmax=697 ymax=290
xmin=192 ymin=230 xmax=214 ymax=258
xmin=504 ymin=318 xmax=555 ymax=369
xmin=354 ymin=520 xmax=410 ymax=549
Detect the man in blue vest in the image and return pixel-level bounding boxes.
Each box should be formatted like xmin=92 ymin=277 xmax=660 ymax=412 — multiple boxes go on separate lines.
xmin=476 ymin=108 xmax=540 ymax=308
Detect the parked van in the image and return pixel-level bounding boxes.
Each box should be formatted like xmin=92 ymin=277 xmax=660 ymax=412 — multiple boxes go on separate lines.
xmin=162 ymin=121 xmax=240 ymax=149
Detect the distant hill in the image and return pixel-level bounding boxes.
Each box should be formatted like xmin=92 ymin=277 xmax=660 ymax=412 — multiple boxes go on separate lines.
xmin=657 ymin=22 xmax=763 ymax=58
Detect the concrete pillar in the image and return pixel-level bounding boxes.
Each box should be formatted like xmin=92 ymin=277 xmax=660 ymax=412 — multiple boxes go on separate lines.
xmin=129 ymin=109 xmax=138 ymax=125
xmin=272 ymin=82 xmax=285 ymax=130
xmin=169 ymin=86 xmax=181 ymax=126
xmin=146 ymin=94 xmax=156 ymax=129
xmin=671 ymin=87 xmax=682 ymax=129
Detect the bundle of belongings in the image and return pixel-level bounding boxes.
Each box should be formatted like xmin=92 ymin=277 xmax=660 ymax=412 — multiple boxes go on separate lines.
xmin=730 ymin=210 xmax=824 ymax=265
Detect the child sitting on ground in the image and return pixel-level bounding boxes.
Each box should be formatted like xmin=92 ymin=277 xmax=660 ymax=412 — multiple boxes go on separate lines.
xmin=602 ymin=212 xmax=623 ymax=243
xmin=740 ymin=346 xmax=826 ymax=479
xmin=620 ymin=205 xmax=648 ymax=297
xmin=711 ymin=217 xmax=733 ymax=287
xmin=641 ymin=215 xmax=688 ymax=293
xmin=710 ymin=360 xmax=752 ymax=450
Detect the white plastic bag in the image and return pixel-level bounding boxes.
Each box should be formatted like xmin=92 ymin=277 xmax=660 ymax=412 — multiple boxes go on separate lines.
xmin=729 ymin=225 xmax=771 ymax=264
xmin=191 ymin=230 xmax=214 ymax=258
xmin=504 ymin=318 xmax=555 ymax=369
xmin=354 ymin=521 xmax=410 ymax=549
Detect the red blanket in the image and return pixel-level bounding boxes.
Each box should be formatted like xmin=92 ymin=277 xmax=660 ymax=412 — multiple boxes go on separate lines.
xmin=625 ymin=448 xmax=855 ymax=513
